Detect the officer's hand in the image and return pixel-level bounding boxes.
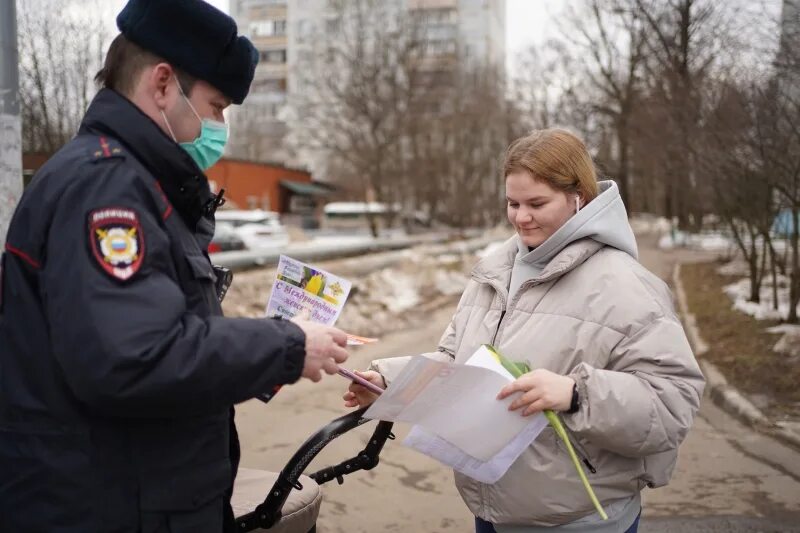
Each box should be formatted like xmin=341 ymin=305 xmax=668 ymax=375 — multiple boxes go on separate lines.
xmin=290 ymin=317 xmax=349 ymax=383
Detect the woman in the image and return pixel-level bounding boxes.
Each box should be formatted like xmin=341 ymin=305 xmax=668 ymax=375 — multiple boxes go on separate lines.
xmin=343 ymin=128 xmax=704 ymax=533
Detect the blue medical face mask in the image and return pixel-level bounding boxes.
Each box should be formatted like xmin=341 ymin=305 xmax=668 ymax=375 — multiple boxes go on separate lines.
xmin=161 ymin=81 xmax=229 ymax=170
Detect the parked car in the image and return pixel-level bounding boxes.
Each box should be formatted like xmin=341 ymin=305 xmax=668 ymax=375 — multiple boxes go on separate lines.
xmin=208 ymin=221 xmax=247 ymax=254
xmin=214 ymin=209 xmax=290 ymax=250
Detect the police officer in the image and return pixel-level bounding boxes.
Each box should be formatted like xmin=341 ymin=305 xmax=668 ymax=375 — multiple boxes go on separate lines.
xmin=0 ymin=0 xmax=349 ymax=531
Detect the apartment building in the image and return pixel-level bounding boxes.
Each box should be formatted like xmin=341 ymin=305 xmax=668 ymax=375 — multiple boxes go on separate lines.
xmin=227 ymin=0 xmax=506 ymax=169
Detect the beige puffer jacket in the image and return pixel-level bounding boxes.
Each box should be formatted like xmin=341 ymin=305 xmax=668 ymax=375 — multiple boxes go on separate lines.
xmin=371 ymin=235 xmax=705 ymax=526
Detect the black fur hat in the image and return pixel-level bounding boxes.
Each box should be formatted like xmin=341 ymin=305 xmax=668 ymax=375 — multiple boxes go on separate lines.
xmin=117 ymin=0 xmax=258 ymax=104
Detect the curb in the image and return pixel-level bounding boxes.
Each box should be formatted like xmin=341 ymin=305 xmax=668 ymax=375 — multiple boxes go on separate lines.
xmin=672 ymin=263 xmax=800 ymax=451
xmin=212 ymin=231 xmax=491 ymax=271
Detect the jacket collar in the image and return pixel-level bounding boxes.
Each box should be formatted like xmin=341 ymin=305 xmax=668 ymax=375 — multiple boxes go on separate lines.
xmin=472 ymin=234 xmax=603 ymax=286
xmin=471 ymin=236 xmax=516 ymax=289
xmin=78 ymin=89 xmax=217 ymax=228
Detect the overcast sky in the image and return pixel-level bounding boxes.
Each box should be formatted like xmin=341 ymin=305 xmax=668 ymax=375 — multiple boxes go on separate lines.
xmin=506 ymin=0 xmax=566 ymax=64
xmin=99 ymin=0 xmax=782 ymax=75
xmin=102 ymin=0 xmax=559 ymax=72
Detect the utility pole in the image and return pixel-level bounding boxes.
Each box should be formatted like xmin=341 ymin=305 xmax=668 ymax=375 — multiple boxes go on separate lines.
xmin=0 ymin=0 xmax=21 ymax=249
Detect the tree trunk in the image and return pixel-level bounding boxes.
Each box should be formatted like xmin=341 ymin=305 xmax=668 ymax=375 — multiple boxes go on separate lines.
xmin=617 ymin=119 xmax=631 ymax=209
xmin=788 ymin=207 xmax=800 ymax=323
xmin=755 ymin=232 xmax=768 ymax=300
xmin=748 ymin=230 xmax=760 ymax=303
xmin=768 ymin=236 xmax=779 ymax=311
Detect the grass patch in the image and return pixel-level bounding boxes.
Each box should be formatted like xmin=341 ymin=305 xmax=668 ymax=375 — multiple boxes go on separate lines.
xmin=681 ymin=262 xmax=800 ymax=415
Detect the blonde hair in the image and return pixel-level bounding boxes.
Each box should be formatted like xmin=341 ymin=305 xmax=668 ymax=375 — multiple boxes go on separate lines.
xmin=503 ymin=128 xmax=599 ymax=202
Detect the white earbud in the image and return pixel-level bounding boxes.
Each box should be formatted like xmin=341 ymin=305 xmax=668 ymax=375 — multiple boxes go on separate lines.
xmin=575 ymin=196 xmax=581 ymax=214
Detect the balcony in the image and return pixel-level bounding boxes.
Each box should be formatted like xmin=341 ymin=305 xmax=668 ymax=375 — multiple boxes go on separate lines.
xmin=423 ymin=24 xmax=458 ymax=41
xmin=410 ymin=54 xmax=458 ymax=72
xmin=407 ymin=0 xmax=458 ymax=10
xmin=254 ymin=63 xmax=288 ymax=82
xmin=247 ymin=3 xmax=287 ymax=20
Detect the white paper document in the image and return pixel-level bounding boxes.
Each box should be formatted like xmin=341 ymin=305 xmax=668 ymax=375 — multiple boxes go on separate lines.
xmin=403 ymin=416 xmax=549 ymax=483
xmin=363 ymin=346 xmax=548 ymax=482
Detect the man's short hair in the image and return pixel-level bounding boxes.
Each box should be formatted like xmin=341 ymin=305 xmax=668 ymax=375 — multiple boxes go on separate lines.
xmin=95 ymin=34 xmax=196 ymax=97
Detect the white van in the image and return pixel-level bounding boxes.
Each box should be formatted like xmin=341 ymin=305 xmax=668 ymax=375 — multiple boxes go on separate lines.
xmin=322 ymin=202 xmax=398 ymax=232
xmin=214 ymin=209 xmax=290 ymax=250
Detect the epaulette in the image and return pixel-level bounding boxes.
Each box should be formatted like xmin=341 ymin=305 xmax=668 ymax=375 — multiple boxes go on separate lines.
xmin=90 ymin=136 xmax=125 ymax=162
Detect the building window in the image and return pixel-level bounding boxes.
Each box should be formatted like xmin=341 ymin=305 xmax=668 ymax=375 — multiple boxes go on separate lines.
xmin=325 ymin=17 xmax=341 ymax=34
xmin=424 ymin=39 xmax=457 ymax=56
xmin=250 ymin=20 xmax=272 ymax=36
xmin=251 ymin=78 xmax=287 ymax=92
xmin=250 ymin=0 xmax=286 ymax=7
xmin=413 ymin=7 xmax=456 ymax=25
xmin=425 ymin=24 xmax=456 ymax=41
xmin=249 ymin=19 xmax=287 ymax=37
xmin=289 ymin=195 xmax=316 ymax=213
xmin=260 ymin=49 xmax=287 ymax=63
xmin=412 ymin=70 xmax=453 ymax=88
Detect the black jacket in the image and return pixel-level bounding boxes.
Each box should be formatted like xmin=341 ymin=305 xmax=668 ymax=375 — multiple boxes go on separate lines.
xmin=0 ymin=89 xmax=306 ymax=532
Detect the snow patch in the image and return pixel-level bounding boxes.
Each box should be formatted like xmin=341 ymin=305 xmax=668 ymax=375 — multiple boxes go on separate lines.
xmin=659 ymin=231 xmax=735 ymax=252
xmin=478 ymin=241 xmax=506 ymax=258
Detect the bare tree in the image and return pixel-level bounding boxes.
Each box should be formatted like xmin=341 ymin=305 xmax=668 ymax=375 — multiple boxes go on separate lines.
xmin=703 ymin=81 xmax=779 ymax=305
xmin=284 ymin=0 xmax=423 ymax=235
xmin=510 ymin=41 xmax=579 ymax=131
xmin=18 ymin=0 xmax=109 ymax=155
xmin=285 ymin=0 xmax=512 ymax=233
xmin=410 ymin=62 xmax=511 ymax=228
xmin=228 ymin=104 xmax=289 ymax=165
xmin=757 ymin=88 xmax=800 ymax=320
xmin=631 ymin=0 xmax=742 ymax=228
xmin=694 ymin=0 xmax=800 ymax=320
xmin=554 ymin=0 xmax=648 ymax=209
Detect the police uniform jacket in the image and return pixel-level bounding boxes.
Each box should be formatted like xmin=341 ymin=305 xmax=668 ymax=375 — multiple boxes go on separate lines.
xmin=0 ymin=88 xmax=307 ymax=532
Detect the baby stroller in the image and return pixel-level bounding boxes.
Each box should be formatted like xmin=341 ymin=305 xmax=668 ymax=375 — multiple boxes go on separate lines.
xmin=232 ymin=406 xmax=394 ymax=532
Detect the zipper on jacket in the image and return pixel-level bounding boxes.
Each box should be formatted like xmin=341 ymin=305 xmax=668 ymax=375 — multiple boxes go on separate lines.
xmin=491 ymin=310 xmax=506 ymax=346
xmin=489 ymin=277 xmax=543 ymax=345
xmin=477 ymin=276 xmax=598 ymax=475
xmin=475 ymin=276 xmax=508 ymax=346
xmin=474 ymin=276 xmax=507 ymax=517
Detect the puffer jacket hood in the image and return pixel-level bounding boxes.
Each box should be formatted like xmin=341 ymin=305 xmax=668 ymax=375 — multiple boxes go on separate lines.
xmin=509 ymin=180 xmax=637 ymax=301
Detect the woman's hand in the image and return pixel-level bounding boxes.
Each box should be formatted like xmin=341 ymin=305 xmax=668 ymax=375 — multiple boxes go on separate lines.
xmin=342 ymin=370 xmax=385 ymax=408
xmin=497 ymin=369 xmax=575 ymax=416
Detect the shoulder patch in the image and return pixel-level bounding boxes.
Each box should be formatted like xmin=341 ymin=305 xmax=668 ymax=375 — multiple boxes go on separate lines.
xmin=90 ymin=136 xmax=125 ymax=162
xmin=88 ymin=207 xmax=144 ymax=281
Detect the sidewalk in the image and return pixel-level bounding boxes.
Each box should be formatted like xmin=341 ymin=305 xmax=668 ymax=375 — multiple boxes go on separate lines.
xmin=673 ymin=261 xmax=800 ymax=451
xmin=637 ymin=230 xmax=800 ymax=451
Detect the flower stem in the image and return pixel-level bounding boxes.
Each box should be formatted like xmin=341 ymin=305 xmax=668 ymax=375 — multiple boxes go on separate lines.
xmin=486 ymin=345 xmax=608 ymax=520
xmin=545 ymin=410 xmax=608 ymax=520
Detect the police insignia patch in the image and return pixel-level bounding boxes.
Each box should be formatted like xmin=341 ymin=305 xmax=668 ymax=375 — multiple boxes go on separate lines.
xmin=88 ymin=207 xmax=144 ymax=281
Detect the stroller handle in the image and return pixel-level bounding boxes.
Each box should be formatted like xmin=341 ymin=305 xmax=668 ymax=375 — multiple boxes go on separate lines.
xmin=235 ymin=407 xmax=394 ymax=531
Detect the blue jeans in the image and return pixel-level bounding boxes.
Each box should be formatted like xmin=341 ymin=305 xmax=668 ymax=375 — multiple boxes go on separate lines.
xmin=475 ymin=511 xmax=641 ymax=533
